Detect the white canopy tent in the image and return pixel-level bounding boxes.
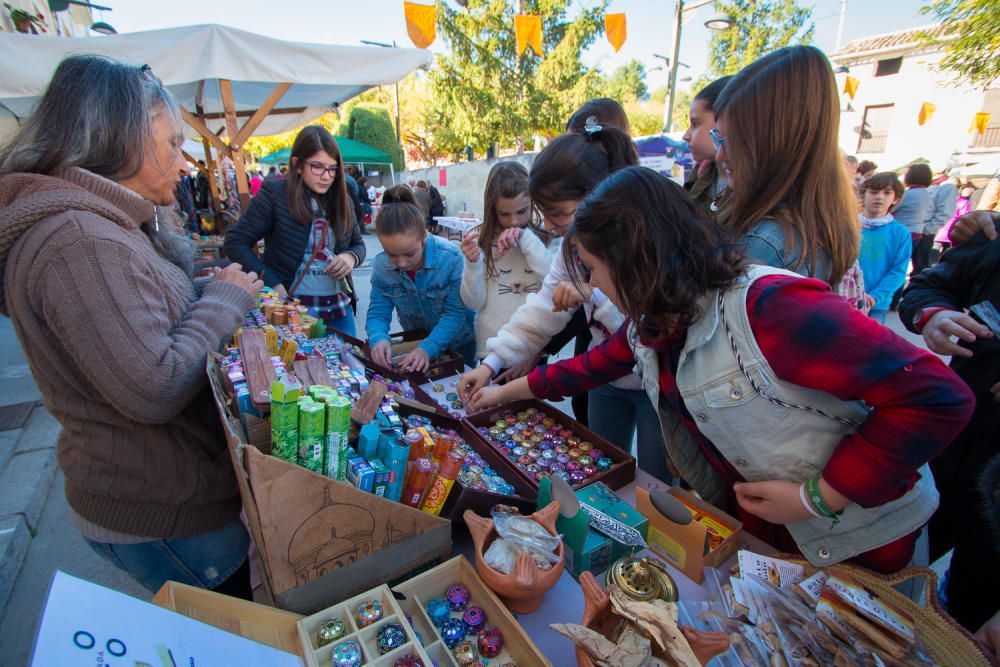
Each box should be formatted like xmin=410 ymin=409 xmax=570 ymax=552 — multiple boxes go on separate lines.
xmin=0 ymin=24 xmax=430 ymax=208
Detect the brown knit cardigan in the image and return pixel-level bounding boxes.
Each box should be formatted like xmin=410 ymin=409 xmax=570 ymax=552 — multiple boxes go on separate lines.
xmin=0 ymin=168 xmax=255 ymax=538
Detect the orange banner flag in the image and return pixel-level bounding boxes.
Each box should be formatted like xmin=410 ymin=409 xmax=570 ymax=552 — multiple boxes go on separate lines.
xmin=843 ymin=76 xmax=859 ymax=100
xmin=605 ymin=13 xmax=627 ymax=53
xmin=918 ymin=102 xmax=936 ymax=126
xmin=970 ymin=112 xmax=992 ymax=134
xmin=404 ymin=1 xmax=436 ymax=49
xmin=515 ymin=14 xmax=543 ymax=57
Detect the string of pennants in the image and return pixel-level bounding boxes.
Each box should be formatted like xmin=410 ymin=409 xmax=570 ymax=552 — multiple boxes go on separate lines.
xmin=842 ymin=75 xmax=991 ymax=135
xmin=403 ymin=1 xmax=628 ymax=56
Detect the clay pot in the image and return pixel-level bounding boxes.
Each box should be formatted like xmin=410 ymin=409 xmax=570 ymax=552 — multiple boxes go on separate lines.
xmin=463 ymin=502 xmax=565 ymax=614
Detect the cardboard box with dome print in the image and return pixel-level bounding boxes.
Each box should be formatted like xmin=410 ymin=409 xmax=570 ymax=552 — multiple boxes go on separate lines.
xmin=206 ymin=356 xmax=452 ymax=615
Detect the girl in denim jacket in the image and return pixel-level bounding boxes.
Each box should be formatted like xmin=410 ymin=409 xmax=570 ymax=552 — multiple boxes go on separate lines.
xmin=366 ymin=186 xmax=476 ymax=372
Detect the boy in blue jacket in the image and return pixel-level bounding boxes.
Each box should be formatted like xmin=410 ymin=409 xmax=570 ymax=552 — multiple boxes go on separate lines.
xmin=858 ymin=172 xmax=911 ymax=323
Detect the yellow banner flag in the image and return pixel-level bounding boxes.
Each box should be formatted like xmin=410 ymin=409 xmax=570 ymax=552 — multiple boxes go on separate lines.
xmin=843 ymin=76 xmax=859 ymax=100
xmin=605 ymin=13 xmax=627 ymax=53
xmin=970 ymin=112 xmax=992 ymax=134
xmin=918 ymin=102 xmax=936 ymax=126
xmin=404 ymin=1 xmax=436 ymax=49
xmin=515 ymin=14 xmax=543 ymax=57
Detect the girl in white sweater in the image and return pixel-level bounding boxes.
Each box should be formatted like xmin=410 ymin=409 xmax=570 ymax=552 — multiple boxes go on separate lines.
xmin=460 ymin=162 xmax=553 ymax=369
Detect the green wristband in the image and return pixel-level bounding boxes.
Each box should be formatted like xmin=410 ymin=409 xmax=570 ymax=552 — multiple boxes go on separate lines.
xmin=806 ymin=477 xmax=843 ymax=522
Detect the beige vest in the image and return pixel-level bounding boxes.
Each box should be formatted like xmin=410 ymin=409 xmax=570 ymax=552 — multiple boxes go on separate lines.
xmin=631 ymin=265 xmax=938 ymax=566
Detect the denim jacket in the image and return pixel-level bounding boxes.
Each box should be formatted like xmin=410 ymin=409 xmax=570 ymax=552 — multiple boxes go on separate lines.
xmin=366 ymin=235 xmax=475 ymax=359
xmin=740 ymin=219 xmax=833 ymax=283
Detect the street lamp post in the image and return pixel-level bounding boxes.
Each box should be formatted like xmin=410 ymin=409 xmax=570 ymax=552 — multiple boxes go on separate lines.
xmin=663 ymin=0 xmax=733 ymax=133
xmin=360 ymin=39 xmax=402 ymax=142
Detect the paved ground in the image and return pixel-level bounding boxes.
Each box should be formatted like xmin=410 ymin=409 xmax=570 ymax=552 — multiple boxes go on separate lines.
xmin=0 ymin=229 xmax=939 ymax=663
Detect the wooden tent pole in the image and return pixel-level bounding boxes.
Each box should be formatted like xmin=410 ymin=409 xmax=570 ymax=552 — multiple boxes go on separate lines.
xmin=219 ymin=79 xmax=250 ymax=211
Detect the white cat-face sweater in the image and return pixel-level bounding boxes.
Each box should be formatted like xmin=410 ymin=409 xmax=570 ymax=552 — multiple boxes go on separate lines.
xmin=461 ymin=228 xmax=553 ymax=359
xmin=480 ymin=238 xmax=641 ymax=390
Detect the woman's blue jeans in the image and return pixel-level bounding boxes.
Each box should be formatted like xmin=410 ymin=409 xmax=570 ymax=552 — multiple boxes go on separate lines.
xmin=84 ymin=519 xmax=250 ymax=594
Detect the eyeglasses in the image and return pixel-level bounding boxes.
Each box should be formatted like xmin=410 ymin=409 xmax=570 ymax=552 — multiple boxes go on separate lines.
xmin=306 ymin=161 xmax=338 ymax=178
xmin=709 ymin=127 xmax=726 ymax=152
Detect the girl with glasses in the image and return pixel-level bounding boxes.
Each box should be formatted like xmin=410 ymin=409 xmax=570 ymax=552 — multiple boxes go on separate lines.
xmin=224 ymin=125 xmax=366 ymax=335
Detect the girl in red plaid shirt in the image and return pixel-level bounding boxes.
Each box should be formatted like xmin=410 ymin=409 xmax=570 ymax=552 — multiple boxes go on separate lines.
xmin=470 ymin=167 xmax=973 ymax=573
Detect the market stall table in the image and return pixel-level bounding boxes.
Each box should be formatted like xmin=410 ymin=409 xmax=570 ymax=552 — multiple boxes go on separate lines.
xmin=454 ymin=468 xmax=774 ymax=664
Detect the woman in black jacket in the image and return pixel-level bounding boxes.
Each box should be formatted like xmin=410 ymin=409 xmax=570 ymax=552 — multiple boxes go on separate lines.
xmin=224 ymin=126 xmax=366 ymax=335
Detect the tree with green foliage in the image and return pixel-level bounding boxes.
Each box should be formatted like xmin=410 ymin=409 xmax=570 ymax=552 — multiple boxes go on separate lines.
xmin=706 ymin=0 xmax=814 ymax=77
xmin=920 ymin=0 xmax=999 ymax=89
xmin=429 ymin=0 xmax=608 ymax=154
xmin=602 ymin=59 xmax=649 ymax=103
xmin=338 ymin=104 xmax=405 ymax=171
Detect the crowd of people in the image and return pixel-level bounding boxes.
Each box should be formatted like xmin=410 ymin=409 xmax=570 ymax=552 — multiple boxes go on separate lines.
xmin=0 ymin=45 xmax=998 ymax=657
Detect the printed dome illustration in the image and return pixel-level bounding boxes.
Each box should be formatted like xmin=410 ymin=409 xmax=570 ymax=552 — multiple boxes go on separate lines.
xmin=288 ymin=487 xmax=375 ymax=584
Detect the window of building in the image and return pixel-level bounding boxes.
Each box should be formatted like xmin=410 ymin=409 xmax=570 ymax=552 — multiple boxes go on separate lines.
xmin=857 ymin=104 xmax=893 ymax=153
xmin=972 ymin=89 xmax=1000 ymax=149
xmin=874 ymin=57 xmax=903 ymax=77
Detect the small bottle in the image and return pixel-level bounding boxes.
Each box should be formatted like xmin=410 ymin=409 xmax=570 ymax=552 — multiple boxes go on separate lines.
xmin=402 ymin=458 xmax=435 ymax=508
xmin=421 ymin=449 xmax=464 ymax=516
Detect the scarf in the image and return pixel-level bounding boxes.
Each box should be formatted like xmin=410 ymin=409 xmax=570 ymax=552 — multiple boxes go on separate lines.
xmin=860 ymin=213 xmax=894 ymax=230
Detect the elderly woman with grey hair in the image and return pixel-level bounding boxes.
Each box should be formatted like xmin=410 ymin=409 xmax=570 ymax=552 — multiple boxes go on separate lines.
xmin=0 ymin=55 xmax=263 ymax=597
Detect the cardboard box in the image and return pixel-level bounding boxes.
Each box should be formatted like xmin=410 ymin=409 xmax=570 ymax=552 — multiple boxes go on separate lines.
xmin=635 ymin=487 xmax=742 ymax=584
xmin=605 ymin=500 xmax=649 ymax=562
xmin=207 ymin=356 xmax=452 ymax=614
xmin=464 ymin=399 xmax=637 ymax=492
xmin=537 ymin=479 xmax=614 ymax=579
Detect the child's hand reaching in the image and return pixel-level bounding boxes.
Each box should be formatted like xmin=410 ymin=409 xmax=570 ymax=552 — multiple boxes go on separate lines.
xmin=371 ymin=340 xmax=393 ymax=368
xmin=552 ymin=281 xmax=592 ymax=312
xmin=400 ymin=347 xmax=430 ymax=373
xmin=461 ymin=232 xmax=481 ymax=263
xmin=469 ymin=385 xmax=505 ymax=412
xmin=495 ymin=227 xmax=523 ymax=258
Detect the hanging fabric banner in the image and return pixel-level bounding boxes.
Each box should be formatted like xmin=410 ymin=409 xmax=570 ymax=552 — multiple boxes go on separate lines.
xmin=605 ymin=13 xmax=627 ymax=53
xmin=843 ymin=76 xmax=859 ymax=100
xmin=404 ymin=1 xmax=436 ymax=49
xmin=918 ymin=102 xmax=936 ymax=126
xmin=970 ymin=112 xmax=992 ymax=134
xmin=515 ymin=14 xmax=543 ymax=57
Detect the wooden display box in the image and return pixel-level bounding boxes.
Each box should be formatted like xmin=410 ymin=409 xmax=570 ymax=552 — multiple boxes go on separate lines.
xmin=395 ymin=400 xmax=538 ymax=520
xmin=207 ymin=356 xmax=453 ymax=614
xmin=297 ymin=556 xmax=551 ymax=667
xmin=463 ymin=399 xmax=637 ymax=492
xmin=152 ymin=581 xmax=304 ymax=658
xmin=333 ymin=328 xmax=465 ymax=384
xmin=635 ymin=487 xmax=743 ymax=584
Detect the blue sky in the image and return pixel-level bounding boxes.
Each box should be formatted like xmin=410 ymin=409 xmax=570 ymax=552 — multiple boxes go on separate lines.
xmin=100 ymin=0 xmax=932 ymax=90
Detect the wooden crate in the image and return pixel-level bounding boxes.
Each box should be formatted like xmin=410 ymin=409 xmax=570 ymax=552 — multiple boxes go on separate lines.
xmin=395 ymin=400 xmax=538 ymax=520
xmin=463 ymin=398 xmax=637 ymax=492
xmin=296 ymin=555 xmax=551 ymax=667
xmin=152 ymin=581 xmax=303 ymax=658
xmin=333 ymin=328 xmax=466 ymax=384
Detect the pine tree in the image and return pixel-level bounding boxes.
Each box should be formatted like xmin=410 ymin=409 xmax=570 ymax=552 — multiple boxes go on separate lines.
xmin=707 ymin=0 xmax=814 ymax=77
xmin=429 ymin=0 xmax=608 ymax=154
